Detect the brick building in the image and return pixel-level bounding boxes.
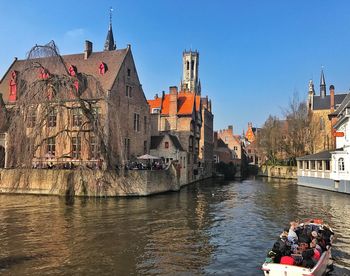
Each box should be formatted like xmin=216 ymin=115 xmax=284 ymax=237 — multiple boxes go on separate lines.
xmin=148 ymin=50 xmax=214 ymax=182
xmin=307 ymin=70 xmax=347 ymax=153
xmin=0 ymin=21 xmax=150 ymax=168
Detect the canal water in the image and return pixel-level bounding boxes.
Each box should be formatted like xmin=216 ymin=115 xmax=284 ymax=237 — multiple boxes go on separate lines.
xmin=0 ymin=177 xmax=349 ymax=275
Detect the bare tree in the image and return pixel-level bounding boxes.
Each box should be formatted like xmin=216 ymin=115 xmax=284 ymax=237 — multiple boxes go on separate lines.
xmin=4 ymin=41 xmax=124 ymax=169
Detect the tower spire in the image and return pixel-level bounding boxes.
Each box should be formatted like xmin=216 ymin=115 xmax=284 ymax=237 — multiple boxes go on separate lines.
xmin=320 ymin=67 xmax=326 ymax=98
xmin=104 ymin=7 xmax=116 ymax=51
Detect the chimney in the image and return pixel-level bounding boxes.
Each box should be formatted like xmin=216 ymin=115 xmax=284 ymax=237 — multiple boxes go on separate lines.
xmin=248 ymin=122 xmax=252 ymax=129
xmin=84 ymin=40 xmax=93 ymax=59
xmin=169 ymin=86 xmax=178 ymax=115
xmin=154 ymin=93 xmax=158 ymax=99
xmin=330 ymin=85 xmax=335 ymax=112
xmin=228 ymin=125 xmax=233 ymax=134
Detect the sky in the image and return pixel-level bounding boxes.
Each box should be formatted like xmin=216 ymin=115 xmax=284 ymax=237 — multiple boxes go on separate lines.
xmin=1 ymin=1 xmax=350 ymax=134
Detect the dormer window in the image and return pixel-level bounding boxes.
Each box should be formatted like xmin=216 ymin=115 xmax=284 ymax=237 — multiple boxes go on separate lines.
xmin=68 ymin=65 xmax=77 ymax=77
xmin=40 ymin=68 xmax=50 ymax=79
xmin=99 ymin=62 xmax=108 ymax=75
xmin=152 ymin=108 xmax=160 ymax=114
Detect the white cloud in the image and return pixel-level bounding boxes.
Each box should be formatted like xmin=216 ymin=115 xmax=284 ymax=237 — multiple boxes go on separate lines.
xmin=65 ymin=28 xmax=85 ymax=38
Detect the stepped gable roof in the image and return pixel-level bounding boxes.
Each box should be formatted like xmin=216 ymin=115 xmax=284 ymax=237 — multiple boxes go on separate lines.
xmin=313 ymin=94 xmax=347 ymax=110
xmin=296 ymin=150 xmax=331 ymax=161
xmin=148 ymin=91 xmax=200 ymax=116
xmin=150 ymin=134 xmax=184 ymax=151
xmin=0 ymin=48 xmax=128 ymax=102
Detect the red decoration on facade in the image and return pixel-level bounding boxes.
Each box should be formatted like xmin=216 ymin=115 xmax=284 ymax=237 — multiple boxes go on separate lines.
xmin=99 ymin=62 xmax=107 ymax=75
xmin=9 ymin=71 xmax=17 ymax=102
xmin=68 ymin=65 xmax=79 ymax=99
xmin=39 ymin=68 xmax=50 ymax=79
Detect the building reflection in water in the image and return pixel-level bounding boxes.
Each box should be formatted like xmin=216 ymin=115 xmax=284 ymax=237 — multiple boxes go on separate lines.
xmin=0 ymin=177 xmax=348 ymax=275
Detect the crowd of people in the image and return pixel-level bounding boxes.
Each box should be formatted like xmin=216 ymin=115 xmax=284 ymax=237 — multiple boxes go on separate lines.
xmin=266 ymin=220 xmax=334 ymax=269
xmin=125 ymin=160 xmax=166 ymax=170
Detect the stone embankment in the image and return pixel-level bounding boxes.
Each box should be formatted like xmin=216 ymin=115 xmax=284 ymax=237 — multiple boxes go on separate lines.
xmin=258 ymin=165 xmax=297 ymax=180
xmin=0 ymin=164 xmax=181 ymax=197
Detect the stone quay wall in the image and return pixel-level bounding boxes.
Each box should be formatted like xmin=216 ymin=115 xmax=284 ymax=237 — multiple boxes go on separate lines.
xmin=258 ymin=165 xmax=297 ymax=180
xmin=0 ymin=164 xmax=181 ymax=197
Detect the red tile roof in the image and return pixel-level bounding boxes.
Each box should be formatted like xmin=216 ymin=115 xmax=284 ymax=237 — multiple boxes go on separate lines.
xmin=148 ymin=91 xmax=201 ymax=116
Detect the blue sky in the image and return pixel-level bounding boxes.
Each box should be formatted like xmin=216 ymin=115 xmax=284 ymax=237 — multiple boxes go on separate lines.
xmin=1 ymin=1 xmax=350 ymax=133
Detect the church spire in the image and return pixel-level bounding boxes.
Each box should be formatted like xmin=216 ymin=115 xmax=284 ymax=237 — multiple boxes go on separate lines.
xmin=104 ymin=7 xmax=116 ymax=51
xmin=320 ymin=68 xmax=326 ymax=98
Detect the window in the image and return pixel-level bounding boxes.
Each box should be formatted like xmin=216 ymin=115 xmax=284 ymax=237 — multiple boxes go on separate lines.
xmin=124 ymin=138 xmax=130 ymax=159
xmin=234 ymin=146 xmax=238 ymax=151
xmin=127 ymin=68 xmax=131 ymax=77
xmin=225 ymin=137 xmax=228 ymax=142
xmin=48 ymin=108 xmax=57 ymax=127
xmin=90 ymin=135 xmax=99 ymax=159
xmin=126 ymin=85 xmax=132 ymax=97
xmin=189 ymin=138 xmax=193 ymax=152
xmin=152 ymin=108 xmax=160 ymax=114
xmin=143 ymin=141 xmax=147 ymax=154
xmin=27 ymin=108 xmax=36 ymax=128
xmin=72 ymin=136 xmax=81 ymax=159
xmin=133 ymin=113 xmax=140 ymax=131
xmin=325 ymin=160 xmax=330 ymax=171
xmin=191 ymin=60 xmax=194 ymax=70
xmin=317 ymin=160 xmax=323 ymax=171
xmin=92 ymin=106 xmax=100 ymax=122
xmin=72 ymin=108 xmax=83 ymax=127
xmin=47 ymin=137 xmax=55 ymax=156
xmin=186 ymin=61 xmax=189 ymax=70
xmin=311 ymin=160 xmax=316 ymax=170
xmin=165 ymin=141 xmax=169 ymax=149
xmin=338 ymin=158 xmax=345 ymax=171
xmin=144 ymin=116 xmax=147 ymax=134
xmin=305 ymin=161 xmax=310 ymax=170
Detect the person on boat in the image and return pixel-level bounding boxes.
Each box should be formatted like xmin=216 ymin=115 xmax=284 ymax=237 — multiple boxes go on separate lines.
xmin=288 ymin=221 xmax=298 ymax=242
xmin=310 ymin=238 xmax=322 ymax=255
xmin=301 ymin=248 xmax=316 ymax=268
xmin=270 ymin=232 xmax=291 ymax=263
xmin=280 ymin=254 xmax=294 ymax=265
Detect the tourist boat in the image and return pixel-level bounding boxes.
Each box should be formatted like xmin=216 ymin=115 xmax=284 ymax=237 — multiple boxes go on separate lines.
xmin=261 ymin=220 xmax=333 ymax=276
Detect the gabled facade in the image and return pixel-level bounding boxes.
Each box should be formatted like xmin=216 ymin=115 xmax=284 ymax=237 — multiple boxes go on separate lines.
xmin=148 ymin=86 xmax=202 ymax=182
xmin=329 ymin=93 xmax=350 ymax=181
xmin=0 ymin=24 xmax=150 ymax=169
xmin=150 ymin=133 xmax=187 ymax=184
xmin=307 ymin=70 xmax=347 ymax=152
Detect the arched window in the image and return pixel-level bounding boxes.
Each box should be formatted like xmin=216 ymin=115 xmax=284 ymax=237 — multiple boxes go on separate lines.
xmin=338 ymin=158 xmax=345 ymax=171
xmin=319 ymin=117 xmax=325 ymax=131
xmin=186 ymin=61 xmax=189 ymax=70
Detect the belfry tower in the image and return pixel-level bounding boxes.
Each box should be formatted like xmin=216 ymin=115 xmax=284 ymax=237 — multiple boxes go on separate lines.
xmin=182 ymin=50 xmax=200 ymax=94
xmin=104 ymin=7 xmax=116 ymax=51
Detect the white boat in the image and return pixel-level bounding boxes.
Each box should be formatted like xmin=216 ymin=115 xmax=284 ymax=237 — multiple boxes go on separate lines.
xmin=261 ymin=220 xmax=333 ymax=276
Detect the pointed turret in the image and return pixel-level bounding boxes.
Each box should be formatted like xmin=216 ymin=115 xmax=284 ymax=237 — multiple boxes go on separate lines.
xmin=104 ymin=7 xmax=116 ymax=51
xmin=320 ymin=69 xmax=326 ymax=98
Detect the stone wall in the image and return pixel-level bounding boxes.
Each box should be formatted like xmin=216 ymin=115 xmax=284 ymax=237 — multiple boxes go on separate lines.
xmin=0 ymin=164 xmax=181 ymax=197
xmin=258 ymin=165 xmax=297 ymax=179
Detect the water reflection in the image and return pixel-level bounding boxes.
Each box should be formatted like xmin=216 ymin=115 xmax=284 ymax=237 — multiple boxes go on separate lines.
xmin=0 ymin=178 xmax=348 ymax=275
